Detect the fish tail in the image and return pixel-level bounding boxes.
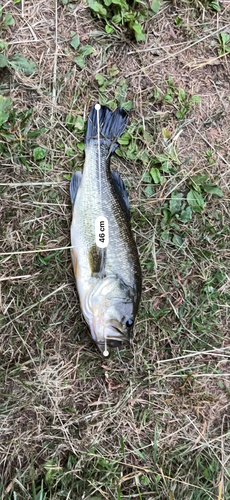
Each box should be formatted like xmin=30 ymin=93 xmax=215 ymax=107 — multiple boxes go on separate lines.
xmin=85 ymin=105 xmax=128 ymax=152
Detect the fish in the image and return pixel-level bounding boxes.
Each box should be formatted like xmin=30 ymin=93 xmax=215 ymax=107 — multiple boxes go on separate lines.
xmin=70 ymin=104 xmax=142 ymax=356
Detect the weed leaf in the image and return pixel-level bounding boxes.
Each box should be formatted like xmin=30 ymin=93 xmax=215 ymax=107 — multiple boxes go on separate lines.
xmin=144 ymin=185 xmax=154 ymax=197
xmin=33 ymin=147 xmax=46 ymax=160
xmin=3 ymin=13 xmax=15 ymax=26
xmin=0 ymin=40 xmax=8 ymax=50
xmin=88 ymin=0 xmax=107 ymax=16
xmin=191 ymin=94 xmax=202 ymax=103
xmin=0 ymin=95 xmax=11 ymax=127
xmin=180 ymin=206 xmax=192 ymax=223
xmin=150 ymin=167 xmax=162 ymax=184
xmin=70 ymin=34 xmax=80 ymax=50
xmin=74 ymin=55 xmax=85 ymax=68
xmin=151 ymin=0 xmax=161 ymax=13
xmin=79 ymin=45 xmax=94 ymax=56
xmin=9 ymin=53 xmax=37 ymax=75
xmin=95 ymin=74 xmax=105 ymax=86
xmin=203 ymin=184 xmax=223 ymax=197
xmin=210 ymin=1 xmax=221 ymax=10
xmin=187 ymin=189 xmax=204 ymax=213
xmin=169 ymin=192 xmax=183 ymax=215
xmin=0 ymin=54 xmax=8 ymax=68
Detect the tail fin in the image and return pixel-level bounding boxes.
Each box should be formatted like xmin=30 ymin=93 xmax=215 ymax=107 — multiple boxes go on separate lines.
xmin=85 ymin=105 xmax=129 ymax=153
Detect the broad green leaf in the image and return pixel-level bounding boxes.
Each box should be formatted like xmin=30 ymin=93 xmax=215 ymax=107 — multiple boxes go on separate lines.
xmin=112 ymin=0 xmax=128 ymax=8
xmin=150 ymin=167 xmax=162 ymax=184
xmin=142 ymin=172 xmax=152 ymax=183
xmin=0 ymin=54 xmax=8 ymax=68
xmin=161 ymin=161 xmax=172 ymax=173
xmin=9 ymin=53 xmax=37 ymax=75
xmin=151 ymin=0 xmax=161 ymax=13
xmin=33 ymin=147 xmax=46 ymax=160
xmin=112 ymin=14 xmax=122 ymax=24
xmin=39 ymin=161 xmax=51 ymax=170
xmin=191 ymin=94 xmax=202 ymax=103
xmin=178 ymin=88 xmax=185 ymax=101
xmin=75 ymin=116 xmax=85 ymax=133
xmin=180 ymin=206 xmax=192 ymax=223
xmin=176 ymin=106 xmax=187 ymax=119
xmin=118 ymin=132 xmax=131 ymax=145
xmin=70 ymin=34 xmax=80 ymax=50
xmin=0 ymin=95 xmax=11 ymax=127
xmin=163 ymin=94 xmax=173 ymax=104
xmin=134 ymin=30 xmax=146 ymax=42
xmin=66 ymin=148 xmax=74 ymax=156
xmin=105 ymin=24 xmax=113 ymax=33
xmin=132 ymin=22 xmax=143 ymax=34
xmin=4 ymin=13 xmax=15 ymax=26
xmin=0 ymin=40 xmax=8 ymax=50
xmin=65 ymin=113 xmax=76 ymax=129
xmin=172 ymin=234 xmax=183 ymax=247
xmin=95 ymin=73 xmax=105 ymax=86
xmin=79 ymin=45 xmax=94 ymax=57
xmin=141 ymin=475 xmax=150 ymax=486
xmin=187 ymin=189 xmax=204 ymax=213
xmin=77 ymin=142 xmax=85 ymax=151
xmin=144 ymin=185 xmax=154 ymax=197
xmin=203 ymin=183 xmax=223 ymax=197
xmin=121 ymin=100 xmax=133 ymax=111
xmin=140 ymin=151 xmax=150 ymax=164
xmin=169 ymin=191 xmax=183 ymax=215
xmin=143 ymin=131 xmax=152 ymax=143
xmin=191 ymin=173 xmax=209 ymax=188
xmin=210 ymin=1 xmax=221 ymax=11
xmin=218 ymin=32 xmax=229 ymax=46
xmin=107 ymin=64 xmax=119 ymax=77
xmin=74 ymin=55 xmax=85 ymax=68
xmin=175 ymin=16 xmax=182 ymax=25
xmin=88 ymin=0 xmax=107 ymax=16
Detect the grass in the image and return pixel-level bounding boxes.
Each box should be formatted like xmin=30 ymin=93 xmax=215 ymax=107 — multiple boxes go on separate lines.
xmin=1 ymin=0 xmax=230 ymax=498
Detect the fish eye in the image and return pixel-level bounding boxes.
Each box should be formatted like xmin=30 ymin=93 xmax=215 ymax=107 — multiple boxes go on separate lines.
xmin=126 ymin=319 xmax=133 ymax=328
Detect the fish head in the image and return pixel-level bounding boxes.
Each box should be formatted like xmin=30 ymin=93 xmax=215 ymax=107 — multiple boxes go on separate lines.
xmin=83 ymin=276 xmax=139 ymax=356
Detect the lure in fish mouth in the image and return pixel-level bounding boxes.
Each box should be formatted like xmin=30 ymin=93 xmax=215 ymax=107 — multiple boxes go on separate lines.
xmin=70 ymin=104 xmax=142 ymax=356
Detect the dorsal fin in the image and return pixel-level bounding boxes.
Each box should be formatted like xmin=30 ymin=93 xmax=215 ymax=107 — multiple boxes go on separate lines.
xmin=111 ymin=169 xmax=130 ymax=220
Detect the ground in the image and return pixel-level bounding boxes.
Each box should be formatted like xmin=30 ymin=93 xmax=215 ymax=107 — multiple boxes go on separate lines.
xmin=0 ymin=0 xmax=230 ymax=499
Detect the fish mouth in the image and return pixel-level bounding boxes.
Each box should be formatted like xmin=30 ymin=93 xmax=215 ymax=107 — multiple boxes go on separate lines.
xmin=97 ymin=326 xmax=130 ymax=355
xmin=97 ymin=339 xmax=123 ymax=354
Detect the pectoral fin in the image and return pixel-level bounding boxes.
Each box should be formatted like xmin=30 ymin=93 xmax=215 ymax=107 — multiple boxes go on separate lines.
xmin=88 ymin=244 xmax=107 ymax=279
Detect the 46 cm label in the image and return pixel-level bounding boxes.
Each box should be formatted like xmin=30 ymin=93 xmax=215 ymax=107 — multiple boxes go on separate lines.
xmin=95 ymin=216 xmax=109 ymax=248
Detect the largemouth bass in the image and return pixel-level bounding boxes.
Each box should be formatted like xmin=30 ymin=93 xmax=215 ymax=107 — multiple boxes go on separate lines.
xmin=70 ymin=104 xmax=142 ymax=356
